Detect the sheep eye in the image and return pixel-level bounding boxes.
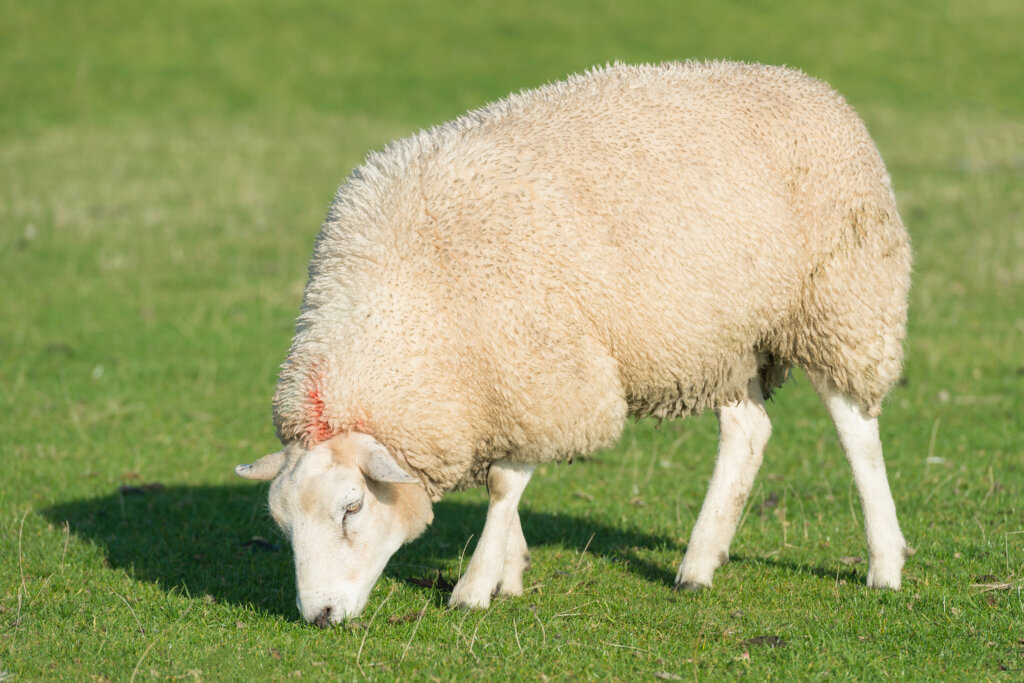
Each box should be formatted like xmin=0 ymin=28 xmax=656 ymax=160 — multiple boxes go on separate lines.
xmin=335 ymin=498 xmax=365 ymax=527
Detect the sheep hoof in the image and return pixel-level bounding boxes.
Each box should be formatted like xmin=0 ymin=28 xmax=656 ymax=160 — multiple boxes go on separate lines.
xmin=866 ymin=566 xmax=902 ymax=590
xmin=449 ymin=582 xmax=494 ymax=610
xmin=449 ymin=595 xmax=491 ymax=610
xmin=497 ymin=578 xmax=524 ymax=597
xmin=865 ymin=548 xmax=905 ymax=590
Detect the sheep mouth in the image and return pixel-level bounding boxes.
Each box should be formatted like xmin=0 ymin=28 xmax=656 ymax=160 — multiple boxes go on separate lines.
xmin=312 ymin=606 xmax=333 ymax=629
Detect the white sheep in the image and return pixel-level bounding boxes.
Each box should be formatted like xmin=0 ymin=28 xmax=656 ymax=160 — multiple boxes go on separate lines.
xmin=236 ymin=60 xmax=911 ymax=627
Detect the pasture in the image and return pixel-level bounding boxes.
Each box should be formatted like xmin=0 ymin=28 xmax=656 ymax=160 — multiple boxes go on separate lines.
xmin=2 ymin=0 xmax=1022 ymax=679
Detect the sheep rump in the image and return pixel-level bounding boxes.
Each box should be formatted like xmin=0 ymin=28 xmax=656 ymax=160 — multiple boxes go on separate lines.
xmin=272 ymin=60 xmax=911 ymax=499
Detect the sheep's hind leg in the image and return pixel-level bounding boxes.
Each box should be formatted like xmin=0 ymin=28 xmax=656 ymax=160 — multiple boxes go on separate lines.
xmin=812 ymin=377 xmax=906 ymax=589
xmin=450 ymin=460 xmax=534 ymax=609
xmin=676 ymin=376 xmax=772 ymax=590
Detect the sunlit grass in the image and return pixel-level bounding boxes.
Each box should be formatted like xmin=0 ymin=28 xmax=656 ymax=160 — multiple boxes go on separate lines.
xmin=2 ymin=0 xmax=1022 ymax=679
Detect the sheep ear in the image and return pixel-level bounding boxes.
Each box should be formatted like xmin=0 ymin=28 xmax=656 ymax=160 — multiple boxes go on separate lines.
xmin=355 ymin=437 xmax=418 ymax=484
xmin=235 ymin=450 xmax=286 ymax=481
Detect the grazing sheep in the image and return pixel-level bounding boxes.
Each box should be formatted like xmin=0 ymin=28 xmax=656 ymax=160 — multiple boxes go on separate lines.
xmin=236 ymin=60 xmax=911 ymax=626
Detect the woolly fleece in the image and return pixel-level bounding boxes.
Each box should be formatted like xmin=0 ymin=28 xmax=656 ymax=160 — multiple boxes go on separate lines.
xmin=272 ymin=60 xmax=911 ymax=499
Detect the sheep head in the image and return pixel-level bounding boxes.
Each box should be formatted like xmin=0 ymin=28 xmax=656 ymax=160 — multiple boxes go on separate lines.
xmin=235 ymin=432 xmax=433 ymax=626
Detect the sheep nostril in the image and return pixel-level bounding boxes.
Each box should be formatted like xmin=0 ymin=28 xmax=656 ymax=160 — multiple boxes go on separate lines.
xmin=312 ymin=606 xmax=333 ymax=629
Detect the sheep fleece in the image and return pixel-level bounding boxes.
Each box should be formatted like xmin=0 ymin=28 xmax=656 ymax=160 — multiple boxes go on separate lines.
xmin=273 ymin=60 xmax=911 ymax=499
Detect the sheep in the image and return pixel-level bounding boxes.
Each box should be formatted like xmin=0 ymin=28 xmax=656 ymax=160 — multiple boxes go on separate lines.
xmin=235 ymin=60 xmax=911 ymax=627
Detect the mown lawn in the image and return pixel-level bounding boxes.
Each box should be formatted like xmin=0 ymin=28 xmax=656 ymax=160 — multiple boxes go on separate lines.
xmin=2 ymin=0 xmax=1022 ymax=679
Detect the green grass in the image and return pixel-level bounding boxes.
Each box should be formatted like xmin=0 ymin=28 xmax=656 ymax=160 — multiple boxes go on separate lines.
xmin=2 ymin=0 xmax=1022 ymax=679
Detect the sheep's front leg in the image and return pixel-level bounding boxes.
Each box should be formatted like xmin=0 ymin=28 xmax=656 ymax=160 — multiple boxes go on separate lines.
xmin=676 ymin=377 xmax=772 ymax=590
xmin=450 ymin=460 xmax=534 ymax=609
xmin=497 ymin=510 xmax=530 ymax=596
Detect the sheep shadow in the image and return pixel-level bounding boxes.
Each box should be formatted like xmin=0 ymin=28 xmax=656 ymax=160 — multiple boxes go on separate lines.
xmin=42 ymin=484 xmax=687 ymax=617
xmin=41 ymin=484 xmax=859 ymax=620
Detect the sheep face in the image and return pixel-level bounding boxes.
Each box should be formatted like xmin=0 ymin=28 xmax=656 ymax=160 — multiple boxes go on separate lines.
xmin=235 ymin=433 xmax=433 ymax=626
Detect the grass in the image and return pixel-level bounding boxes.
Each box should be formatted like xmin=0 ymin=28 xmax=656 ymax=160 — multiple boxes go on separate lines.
xmin=2 ymin=0 xmax=1022 ymax=679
